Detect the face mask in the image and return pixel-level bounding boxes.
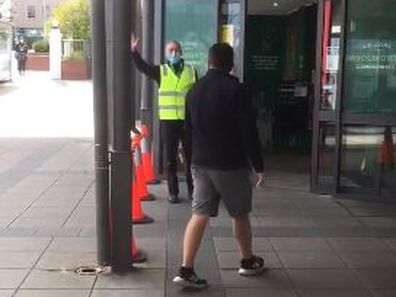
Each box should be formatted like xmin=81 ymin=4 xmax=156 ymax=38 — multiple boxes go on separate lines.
xmin=166 ymin=53 xmax=181 ymax=65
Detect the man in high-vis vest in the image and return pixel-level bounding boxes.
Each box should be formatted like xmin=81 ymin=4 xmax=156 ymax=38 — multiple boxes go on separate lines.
xmin=131 ymin=34 xmax=197 ymax=204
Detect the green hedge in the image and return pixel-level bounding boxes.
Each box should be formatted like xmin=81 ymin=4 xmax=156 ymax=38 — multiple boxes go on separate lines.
xmin=33 ymin=40 xmax=50 ymax=53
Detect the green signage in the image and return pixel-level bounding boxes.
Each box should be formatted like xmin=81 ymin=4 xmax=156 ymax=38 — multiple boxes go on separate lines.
xmin=165 ymin=0 xmax=218 ymax=77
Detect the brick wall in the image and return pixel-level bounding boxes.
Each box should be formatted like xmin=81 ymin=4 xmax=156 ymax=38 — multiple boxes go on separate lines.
xmin=26 ymin=53 xmax=49 ymax=71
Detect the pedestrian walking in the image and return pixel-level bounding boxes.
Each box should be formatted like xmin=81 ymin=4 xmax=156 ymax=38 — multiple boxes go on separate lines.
xmin=130 ymin=34 xmax=197 ymax=204
xmin=172 ymin=43 xmax=265 ymax=289
xmin=15 ymin=38 xmax=28 ymax=75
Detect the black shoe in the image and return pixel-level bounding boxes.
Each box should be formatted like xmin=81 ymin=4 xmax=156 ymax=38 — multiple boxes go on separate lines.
xmin=168 ymin=195 xmax=180 ymax=204
xmin=238 ymin=255 xmax=265 ymax=276
xmin=172 ymin=268 xmax=208 ymax=289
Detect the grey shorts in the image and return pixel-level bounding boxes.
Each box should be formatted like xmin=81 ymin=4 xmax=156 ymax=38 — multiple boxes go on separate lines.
xmin=191 ymin=166 xmax=252 ymax=218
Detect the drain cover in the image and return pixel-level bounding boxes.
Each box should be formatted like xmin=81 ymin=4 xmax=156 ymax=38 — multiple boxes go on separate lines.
xmin=75 ymin=266 xmax=104 ymax=275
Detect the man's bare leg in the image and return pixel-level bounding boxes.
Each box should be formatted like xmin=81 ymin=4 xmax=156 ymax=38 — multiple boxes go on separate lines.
xmin=182 ymin=214 xmax=210 ymax=267
xmin=233 ymin=215 xmax=253 ymax=259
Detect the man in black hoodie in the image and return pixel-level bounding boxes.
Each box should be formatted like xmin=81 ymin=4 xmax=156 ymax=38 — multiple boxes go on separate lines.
xmin=172 ymin=43 xmax=265 ymax=289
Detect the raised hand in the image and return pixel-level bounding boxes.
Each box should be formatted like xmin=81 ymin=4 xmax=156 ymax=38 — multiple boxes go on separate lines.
xmin=130 ymin=34 xmax=140 ymax=52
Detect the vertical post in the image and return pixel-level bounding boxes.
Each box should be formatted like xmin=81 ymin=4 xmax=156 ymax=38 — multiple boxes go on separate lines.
xmin=332 ymin=0 xmax=347 ymax=193
xmin=92 ymin=0 xmax=111 ymax=266
xmin=109 ymin=0 xmax=133 ymax=273
xmin=311 ymin=0 xmax=325 ymax=192
xmin=140 ymin=0 xmax=155 ymax=129
xmin=153 ymin=0 xmax=164 ymax=177
xmin=239 ymin=0 xmax=247 ymax=81
xmin=49 ymin=22 xmax=62 ymax=79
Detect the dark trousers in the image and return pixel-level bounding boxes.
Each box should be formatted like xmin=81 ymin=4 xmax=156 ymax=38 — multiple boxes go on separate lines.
xmin=17 ymin=59 xmax=27 ymax=74
xmin=160 ymin=120 xmax=193 ymax=197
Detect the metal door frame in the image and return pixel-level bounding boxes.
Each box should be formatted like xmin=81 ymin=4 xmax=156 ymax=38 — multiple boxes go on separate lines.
xmin=311 ymin=0 xmax=347 ymax=194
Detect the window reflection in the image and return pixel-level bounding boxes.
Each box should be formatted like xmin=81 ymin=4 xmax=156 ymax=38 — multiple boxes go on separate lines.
xmin=344 ymin=0 xmax=396 ymax=114
xmin=341 ymin=125 xmax=396 ymax=194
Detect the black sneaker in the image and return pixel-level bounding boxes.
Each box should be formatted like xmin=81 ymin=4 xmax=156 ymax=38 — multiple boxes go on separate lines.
xmin=238 ymin=255 xmax=265 ymax=276
xmin=172 ymin=268 xmax=208 ymax=289
xmin=168 ymin=195 xmax=180 ymax=204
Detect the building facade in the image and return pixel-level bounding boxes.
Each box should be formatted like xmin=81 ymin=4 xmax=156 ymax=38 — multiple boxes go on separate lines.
xmin=0 ymin=0 xmax=12 ymax=81
xmin=13 ymin=0 xmax=64 ymax=37
xmin=155 ymin=0 xmax=396 ymax=199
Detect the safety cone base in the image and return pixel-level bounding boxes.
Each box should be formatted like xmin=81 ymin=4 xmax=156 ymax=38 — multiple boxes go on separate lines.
xmin=141 ymin=193 xmax=156 ymax=201
xmin=132 ymin=214 xmax=154 ymax=224
xmin=132 ymin=248 xmax=148 ymax=263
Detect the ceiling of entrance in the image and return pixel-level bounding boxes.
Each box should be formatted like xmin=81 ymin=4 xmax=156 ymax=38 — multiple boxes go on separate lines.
xmin=248 ymin=0 xmax=317 ymax=15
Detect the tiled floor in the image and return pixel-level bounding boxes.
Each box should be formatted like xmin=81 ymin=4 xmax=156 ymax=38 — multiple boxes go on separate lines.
xmin=0 ymin=138 xmax=395 ymax=296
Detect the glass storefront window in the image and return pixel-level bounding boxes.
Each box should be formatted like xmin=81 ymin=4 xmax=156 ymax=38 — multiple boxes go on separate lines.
xmin=344 ymin=0 xmax=396 ymax=114
xmin=165 ymin=0 xmax=218 ymax=77
xmin=220 ymin=1 xmax=242 ymax=78
xmin=320 ymin=0 xmax=343 ymax=110
xmin=341 ymin=125 xmax=396 ymax=193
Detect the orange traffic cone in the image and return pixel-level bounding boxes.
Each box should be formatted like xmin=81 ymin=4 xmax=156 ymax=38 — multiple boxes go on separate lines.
xmin=134 ymin=142 xmax=156 ymax=202
xmin=131 ymin=136 xmax=154 ymax=225
xmin=140 ymin=124 xmax=160 ymax=185
xmin=131 ymin=162 xmax=154 ymax=224
xmin=131 ymin=237 xmax=147 ymax=263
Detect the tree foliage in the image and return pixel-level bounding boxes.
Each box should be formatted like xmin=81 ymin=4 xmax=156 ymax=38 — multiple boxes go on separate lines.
xmin=47 ymin=0 xmax=91 ymax=39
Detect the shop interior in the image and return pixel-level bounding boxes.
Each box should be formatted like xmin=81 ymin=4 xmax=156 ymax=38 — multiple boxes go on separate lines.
xmin=244 ymin=0 xmax=318 ymax=173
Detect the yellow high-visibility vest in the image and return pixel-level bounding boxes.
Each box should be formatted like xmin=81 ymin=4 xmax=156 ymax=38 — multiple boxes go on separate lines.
xmin=158 ymin=63 xmax=196 ymax=120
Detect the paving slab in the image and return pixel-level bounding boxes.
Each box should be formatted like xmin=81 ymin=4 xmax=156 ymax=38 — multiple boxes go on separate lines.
xmin=0 ymin=269 xmax=30 ymax=289
xmin=339 ymin=252 xmax=396 ymax=268
xmin=35 ymin=252 xmax=97 ymax=270
xmin=94 ymin=270 xmax=165 ymax=289
xmin=353 ymin=269 xmax=396 ymax=289
xmin=0 ymin=291 xmax=14 ymax=297
xmin=276 ymin=251 xmax=346 ymax=268
xmin=310 ymin=217 xmax=363 ymax=227
xmin=269 ymin=238 xmax=333 ymax=251
xmin=328 ymin=238 xmax=392 ymax=252
xmin=296 ymin=289 xmax=373 ymax=297
xmin=213 ymin=237 xmax=273 ymax=252
xmin=384 ymin=238 xmax=396 ymax=251
xmin=0 ymin=238 xmax=50 ymax=252
xmin=258 ymin=216 xmax=314 ymax=227
xmin=14 ymin=290 xmax=90 ymax=297
xmin=91 ymin=289 xmax=163 ymax=297
xmin=226 ymin=288 xmax=298 ymax=297
xmin=47 ymin=238 xmax=97 ymax=253
xmin=21 ymin=270 xmax=95 ymax=289
xmin=221 ymin=269 xmax=293 ymax=288
xmin=0 ymin=251 xmax=42 ymax=269
xmin=286 ymin=269 xmax=364 ymax=289
xmin=372 ymin=289 xmax=396 ymax=297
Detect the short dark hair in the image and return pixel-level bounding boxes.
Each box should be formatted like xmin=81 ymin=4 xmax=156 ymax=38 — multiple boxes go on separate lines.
xmin=208 ymin=43 xmax=234 ymax=71
xmin=166 ymin=40 xmax=182 ymax=51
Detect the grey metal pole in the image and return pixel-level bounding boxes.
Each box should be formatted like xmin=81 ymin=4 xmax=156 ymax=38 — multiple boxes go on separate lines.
xmin=91 ymin=0 xmax=111 ymax=267
xmin=140 ymin=0 xmax=155 ymax=128
xmin=153 ymin=0 xmax=164 ymax=177
xmin=109 ymin=0 xmax=133 ymax=273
